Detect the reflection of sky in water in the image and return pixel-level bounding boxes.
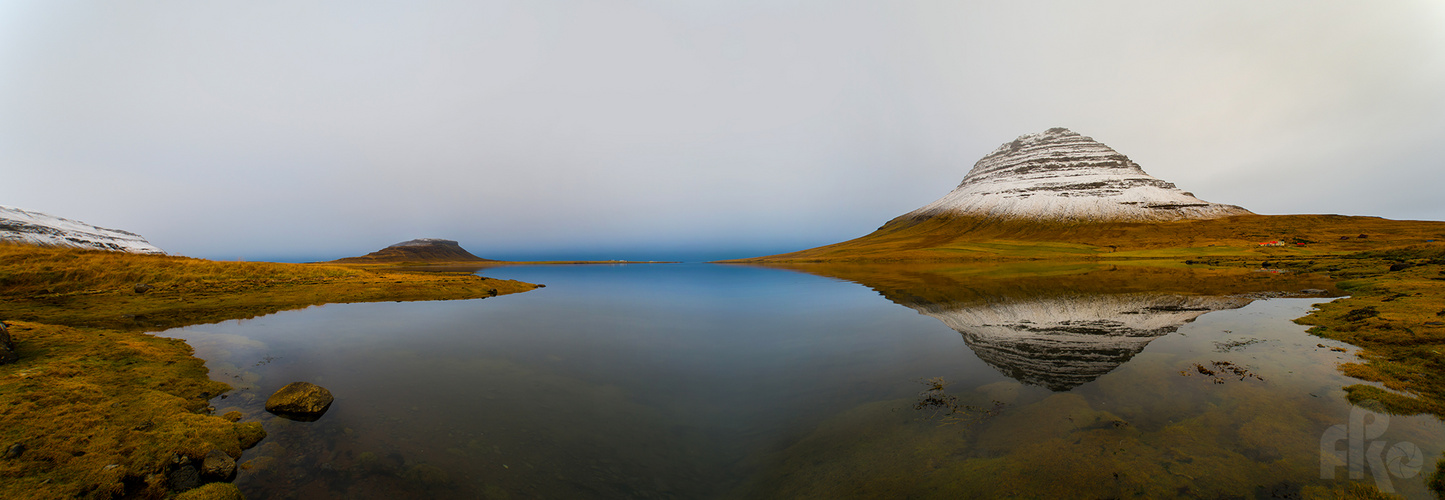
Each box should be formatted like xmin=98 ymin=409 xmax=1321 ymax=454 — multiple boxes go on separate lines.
xmin=158 ymin=264 xmax=1445 ymax=499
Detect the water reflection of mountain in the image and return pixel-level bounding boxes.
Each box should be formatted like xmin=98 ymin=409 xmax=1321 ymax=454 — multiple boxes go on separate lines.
xmin=915 ymin=294 xmax=1251 ymax=390
xmin=756 ymin=262 xmax=1338 ymax=391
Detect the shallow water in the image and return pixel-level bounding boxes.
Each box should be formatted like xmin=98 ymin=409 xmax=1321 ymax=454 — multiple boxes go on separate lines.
xmin=158 ymin=263 xmax=1445 ymax=499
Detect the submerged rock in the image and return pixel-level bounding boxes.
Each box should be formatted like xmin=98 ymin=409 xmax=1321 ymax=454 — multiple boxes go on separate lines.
xmin=0 ymin=322 xmax=17 ymax=364
xmin=265 ymin=382 xmax=334 ymax=420
xmin=200 ymin=449 xmax=236 ymax=480
xmin=168 ymin=464 xmax=201 ymax=492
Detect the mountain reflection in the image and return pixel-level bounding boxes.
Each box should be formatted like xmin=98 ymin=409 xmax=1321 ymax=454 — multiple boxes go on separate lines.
xmin=916 ymin=293 xmax=1250 ymax=390
xmin=755 ymin=262 xmax=1338 ymax=391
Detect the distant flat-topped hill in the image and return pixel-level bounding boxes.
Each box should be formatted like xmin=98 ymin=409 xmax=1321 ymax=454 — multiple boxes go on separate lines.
xmin=1 ymin=205 xmax=164 ymax=254
xmin=733 ymin=128 xmax=1445 ymax=262
xmin=332 ymin=238 xmax=495 ymax=263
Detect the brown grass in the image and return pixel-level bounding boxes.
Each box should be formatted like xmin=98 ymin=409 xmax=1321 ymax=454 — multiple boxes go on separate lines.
xmin=731 ymin=214 xmax=1445 ymax=262
xmin=0 ymin=244 xmax=537 ymax=331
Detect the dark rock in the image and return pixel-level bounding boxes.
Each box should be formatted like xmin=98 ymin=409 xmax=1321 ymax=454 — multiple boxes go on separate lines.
xmin=168 ymin=464 xmax=200 ymax=491
xmin=3 ymin=443 xmax=24 ymax=459
xmin=0 ymin=322 xmax=17 ymax=365
xmin=200 ymin=449 xmax=236 ymax=480
xmin=1300 ymin=289 xmax=1327 ymax=295
xmin=265 ymin=382 xmax=334 ymax=420
xmin=134 ymin=283 xmax=154 ymax=293
xmin=1389 ymin=263 xmax=1413 ymax=272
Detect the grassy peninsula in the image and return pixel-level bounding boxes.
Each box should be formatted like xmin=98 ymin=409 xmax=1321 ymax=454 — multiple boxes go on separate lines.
xmin=0 ymin=243 xmax=538 ymax=499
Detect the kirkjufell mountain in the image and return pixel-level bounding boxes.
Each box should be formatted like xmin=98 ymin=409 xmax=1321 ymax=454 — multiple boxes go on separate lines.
xmin=734 ymin=127 xmax=1332 ymax=262
xmin=332 ymin=238 xmax=495 ymax=263
xmin=0 ymin=205 xmax=164 ymax=254
xmin=899 ymin=127 xmax=1251 ymax=223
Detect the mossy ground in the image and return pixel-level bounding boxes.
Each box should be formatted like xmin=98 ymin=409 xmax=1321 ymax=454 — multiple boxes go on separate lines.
xmin=0 ymin=244 xmax=539 ymax=498
xmin=0 ymin=321 xmax=250 ymax=499
xmin=1288 ymin=245 xmax=1445 ymax=417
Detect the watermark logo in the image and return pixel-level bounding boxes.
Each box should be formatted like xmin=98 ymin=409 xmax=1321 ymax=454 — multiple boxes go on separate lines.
xmin=1320 ymin=404 xmax=1424 ymax=493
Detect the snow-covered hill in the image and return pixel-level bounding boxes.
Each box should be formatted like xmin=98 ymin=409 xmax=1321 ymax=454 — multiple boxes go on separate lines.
xmin=901 ymin=128 xmax=1251 ymax=222
xmin=0 ymin=205 xmax=164 ymax=254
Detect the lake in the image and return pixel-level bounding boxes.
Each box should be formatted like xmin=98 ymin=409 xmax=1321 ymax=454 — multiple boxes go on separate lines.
xmin=157 ymin=262 xmax=1445 ymax=499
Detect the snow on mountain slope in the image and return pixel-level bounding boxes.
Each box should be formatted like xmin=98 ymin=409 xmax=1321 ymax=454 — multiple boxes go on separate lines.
xmin=909 ymin=294 xmax=1253 ymax=391
xmin=902 ymin=128 xmax=1252 ymax=222
xmin=0 ymin=205 xmax=164 ymax=254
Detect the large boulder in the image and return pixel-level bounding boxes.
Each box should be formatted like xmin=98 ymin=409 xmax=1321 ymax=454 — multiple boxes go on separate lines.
xmin=0 ymin=322 xmax=18 ymax=365
xmin=264 ymin=382 xmax=334 ymax=420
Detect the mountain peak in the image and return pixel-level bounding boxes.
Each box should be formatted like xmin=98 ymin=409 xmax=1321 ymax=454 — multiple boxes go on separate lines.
xmin=902 ymin=128 xmax=1251 ymax=222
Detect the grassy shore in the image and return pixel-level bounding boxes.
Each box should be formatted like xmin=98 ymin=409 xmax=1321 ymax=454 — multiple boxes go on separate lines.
xmin=0 ymin=244 xmax=538 ymax=499
xmin=729 ymin=214 xmax=1445 ymax=262
xmin=735 ymin=214 xmax=1445 ymax=498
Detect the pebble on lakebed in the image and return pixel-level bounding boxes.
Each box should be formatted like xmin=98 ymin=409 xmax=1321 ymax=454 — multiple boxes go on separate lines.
xmin=264 ymin=382 xmax=334 ymax=421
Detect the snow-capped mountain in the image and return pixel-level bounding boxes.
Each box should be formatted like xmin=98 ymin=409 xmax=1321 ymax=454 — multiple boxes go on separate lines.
xmin=0 ymin=205 xmax=164 ymax=254
xmin=910 ymin=294 xmax=1253 ymax=391
xmin=900 ymin=128 xmax=1251 ymax=222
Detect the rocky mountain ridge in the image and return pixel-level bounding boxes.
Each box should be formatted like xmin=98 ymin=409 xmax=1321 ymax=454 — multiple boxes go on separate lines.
xmin=898 ymin=127 xmax=1251 ymax=223
xmin=0 ymin=205 xmax=163 ymax=254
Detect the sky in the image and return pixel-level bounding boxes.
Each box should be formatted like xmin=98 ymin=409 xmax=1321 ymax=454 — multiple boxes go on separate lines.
xmin=3 ymin=1 xmax=1444 ymax=262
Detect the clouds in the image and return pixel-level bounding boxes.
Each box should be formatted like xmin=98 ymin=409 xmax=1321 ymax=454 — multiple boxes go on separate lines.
xmin=3 ymin=1 xmax=1443 ymax=260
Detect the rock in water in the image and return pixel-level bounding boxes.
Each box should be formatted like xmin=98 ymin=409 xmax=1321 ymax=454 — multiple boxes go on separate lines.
xmin=264 ymin=382 xmax=334 ymax=420
xmin=0 ymin=322 xmax=18 ymax=365
xmin=200 ymin=448 xmax=237 ymax=480
xmin=900 ymin=127 xmax=1252 ymax=222
xmin=168 ymin=464 xmax=200 ymax=492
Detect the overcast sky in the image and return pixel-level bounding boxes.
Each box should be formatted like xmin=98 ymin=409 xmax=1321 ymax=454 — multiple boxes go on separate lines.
xmin=3 ymin=1 xmax=1443 ymax=261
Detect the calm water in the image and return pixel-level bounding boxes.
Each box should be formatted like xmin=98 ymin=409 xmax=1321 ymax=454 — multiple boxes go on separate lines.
xmin=158 ymin=263 xmax=1445 ymax=499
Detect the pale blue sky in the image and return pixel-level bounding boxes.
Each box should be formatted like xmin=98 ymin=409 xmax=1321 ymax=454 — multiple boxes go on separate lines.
xmin=3 ymin=1 xmax=1444 ymax=261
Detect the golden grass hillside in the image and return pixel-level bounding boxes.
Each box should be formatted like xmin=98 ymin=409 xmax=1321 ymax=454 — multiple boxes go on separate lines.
xmin=0 ymin=244 xmax=537 ymax=331
xmin=734 ymin=214 xmax=1445 ymax=262
xmin=0 ymin=243 xmax=539 ymax=498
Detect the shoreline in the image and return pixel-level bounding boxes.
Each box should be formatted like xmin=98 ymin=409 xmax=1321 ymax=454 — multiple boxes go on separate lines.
xmin=0 ymin=244 xmax=540 ymax=498
xmin=4 ymin=242 xmax=1445 ymax=497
